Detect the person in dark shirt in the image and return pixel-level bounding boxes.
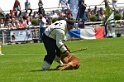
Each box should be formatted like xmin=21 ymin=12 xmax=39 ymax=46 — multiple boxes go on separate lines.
xmin=77 ymin=0 xmax=87 ymax=28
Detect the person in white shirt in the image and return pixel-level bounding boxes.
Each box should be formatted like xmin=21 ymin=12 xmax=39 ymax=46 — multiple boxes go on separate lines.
xmin=38 ymin=14 xmax=47 ymax=42
xmin=42 ymin=20 xmax=74 ymax=70
xmin=50 ymin=10 xmax=58 ymax=18
xmin=0 ymin=19 xmax=5 ymax=28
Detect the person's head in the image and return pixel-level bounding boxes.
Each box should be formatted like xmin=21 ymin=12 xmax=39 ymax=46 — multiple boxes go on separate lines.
xmin=66 ymin=20 xmax=74 ymax=31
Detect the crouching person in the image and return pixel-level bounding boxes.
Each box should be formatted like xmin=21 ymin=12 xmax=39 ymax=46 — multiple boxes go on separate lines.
xmin=42 ymin=19 xmax=74 ymax=70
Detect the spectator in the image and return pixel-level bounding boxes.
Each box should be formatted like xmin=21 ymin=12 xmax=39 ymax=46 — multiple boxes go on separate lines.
xmin=13 ymin=0 xmax=21 ymax=16
xmin=90 ymin=11 xmax=95 ymax=16
xmin=67 ymin=12 xmax=73 ymax=20
xmin=68 ymin=0 xmax=79 ymax=20
xmin=10 ymin=10 xmax=15 ymax=18
xmin=15 ymin=20 xmax=20 ymax=29
xmin=38 ymin=14 xmax=47 ymax=42
xmin=27 ymin=16 xmax=32 ymax=27
xmin=58 ymin=12 xmax=66 ymax=20
xmin=25 ymin=0 xmax=32 ymax=16
xmin=99 ymin=7 xmax=104 ymax=15
xmin=100 ymin=0 xmax=110 ymax=10
xmin=0 ymin=19 xmax=5 ymax=28
xmin=93 ymin=6 xmax=98 ymax=15
xmin=19 ymin=17 xmax=27 ymax=29
xmin=23 ymin=12 xmax=29 ymax=20
xmin=32 ymin=11 xmax=39 ymax=19
xmin=85 ymin=12 xmax=90 ymax=22
xmin=96 ymin=11 xmax=102 ymax=21
xmin=112 ymin=0 xmax=117 ymax=10
xmin=50 ymin=10 xmax=58 ymax=18
xmin=77 ymin=0 xmax=87 ymax=28
xmin=4 ymin=19 xmax=12 ymax=29
xmin=10 ymin=18 xmax=17 ymax=29
xmin=46 ymin=17 xmax=52 ymax=25
xmin=40 ymin=8 xmax=46 ymax=16
xmin=38 ymin=0 xmax=43 ymax=14
xmin=100 ymin=11 xmax=106 ymax=21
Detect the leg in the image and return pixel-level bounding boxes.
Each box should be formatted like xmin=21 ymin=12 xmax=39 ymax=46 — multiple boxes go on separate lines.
xmin=42 ymin=34 xmax=56 ymax=70
xmin=19 ymin=10 xmax=21 ymax=16
xmin=29 ymin=9 xmax=32 ymax=16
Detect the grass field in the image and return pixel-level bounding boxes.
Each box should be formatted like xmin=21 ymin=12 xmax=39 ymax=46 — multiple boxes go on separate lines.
xmin=0 ymin=37 xmax=124 ymax=82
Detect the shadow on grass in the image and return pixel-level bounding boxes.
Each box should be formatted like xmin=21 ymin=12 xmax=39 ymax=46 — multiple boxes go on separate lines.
xmin=30 ymin=69 xmax=59 ymax=72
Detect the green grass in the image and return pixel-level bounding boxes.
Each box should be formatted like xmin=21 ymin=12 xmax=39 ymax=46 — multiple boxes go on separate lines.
xmin=0 ymin=37 xmax=124 ymax=82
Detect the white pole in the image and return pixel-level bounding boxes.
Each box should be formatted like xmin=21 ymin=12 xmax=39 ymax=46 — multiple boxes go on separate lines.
xmin=0 ymin=42 xmax=4 ymax=55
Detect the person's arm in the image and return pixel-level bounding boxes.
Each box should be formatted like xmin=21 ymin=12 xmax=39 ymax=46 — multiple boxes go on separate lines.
xmin=56 ymin=29 xmax=69 ymax=53
xmin=82 ymin=2 xmax=87 ymax=8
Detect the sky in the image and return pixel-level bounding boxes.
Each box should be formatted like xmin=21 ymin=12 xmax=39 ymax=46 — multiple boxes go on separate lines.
xmin=0 ymin=0 xmax=124 ymax=12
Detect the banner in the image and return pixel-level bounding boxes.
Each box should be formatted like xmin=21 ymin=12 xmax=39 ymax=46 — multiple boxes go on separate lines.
xmin=68 ymin=27 xmax=104 ymax=40
xmin=10 ymin=30 xmax=32 ymax=42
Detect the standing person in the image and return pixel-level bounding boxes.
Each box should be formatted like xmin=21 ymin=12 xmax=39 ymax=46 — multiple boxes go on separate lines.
xmin=112 ymin=0 xmax=117 ymax=10
xmin=38 ymin=0 xmax=43 ymax=14
xmin=38 ymin=14 xmax=47 ymax=42
xmin=77 ymin=0 xmax=87 ymax=28
xmin=42 ymin=20 xmax=74 ymax=70
xmin=100 ymin=0 xmax=110 ymax=10
xmin=13 ymin=0 xmax=21 ymax=16
xmin=68 ymin=0 xmax=79 ymax=20
xmin=25 ymin=0 xmax=32 ymax=16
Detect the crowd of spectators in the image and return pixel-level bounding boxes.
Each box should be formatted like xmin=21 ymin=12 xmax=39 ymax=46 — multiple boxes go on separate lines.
xmin=0 ymin=0 xmax=124 ymax=30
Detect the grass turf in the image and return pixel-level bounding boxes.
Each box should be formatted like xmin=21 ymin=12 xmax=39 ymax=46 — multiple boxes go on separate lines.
xmin=0 ymin=37 xmax=124 ymax=82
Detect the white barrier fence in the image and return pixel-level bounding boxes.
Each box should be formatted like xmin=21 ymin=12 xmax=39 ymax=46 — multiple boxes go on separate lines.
xmin=0 ymin=27 xmax=40 ymax=44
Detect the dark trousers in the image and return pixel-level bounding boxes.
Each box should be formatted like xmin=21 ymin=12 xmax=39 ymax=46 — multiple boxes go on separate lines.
xmin=77 ymin=8 xmax=85 ymax=28
xmin=42 ymin=34 xmax=61 ymax=65
xmin=25 ymin=9 xmax=32 ymax=16
xmin=15 ymin=10 xmax=21 ymax=16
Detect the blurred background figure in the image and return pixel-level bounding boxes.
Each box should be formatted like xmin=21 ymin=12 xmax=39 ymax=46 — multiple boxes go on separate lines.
xmin=25 ymin=0 xmax=32 ymax=16
xmin=112 ymin=0 xmax=117 ymax=10
xmin=100 ymin=0 xmax=110 ymax=10
xmin=38 ymin=0 xmax=44 ymax=15
xmin=13 ymin=0 xmax=21 ymax=17
xmin=38 ymin=14 xmax=47 ymax=42
xmin=77 ymin=0 xmax=87 ymax=28
xmin=68 ymin=0 xmax=78 ymax=20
